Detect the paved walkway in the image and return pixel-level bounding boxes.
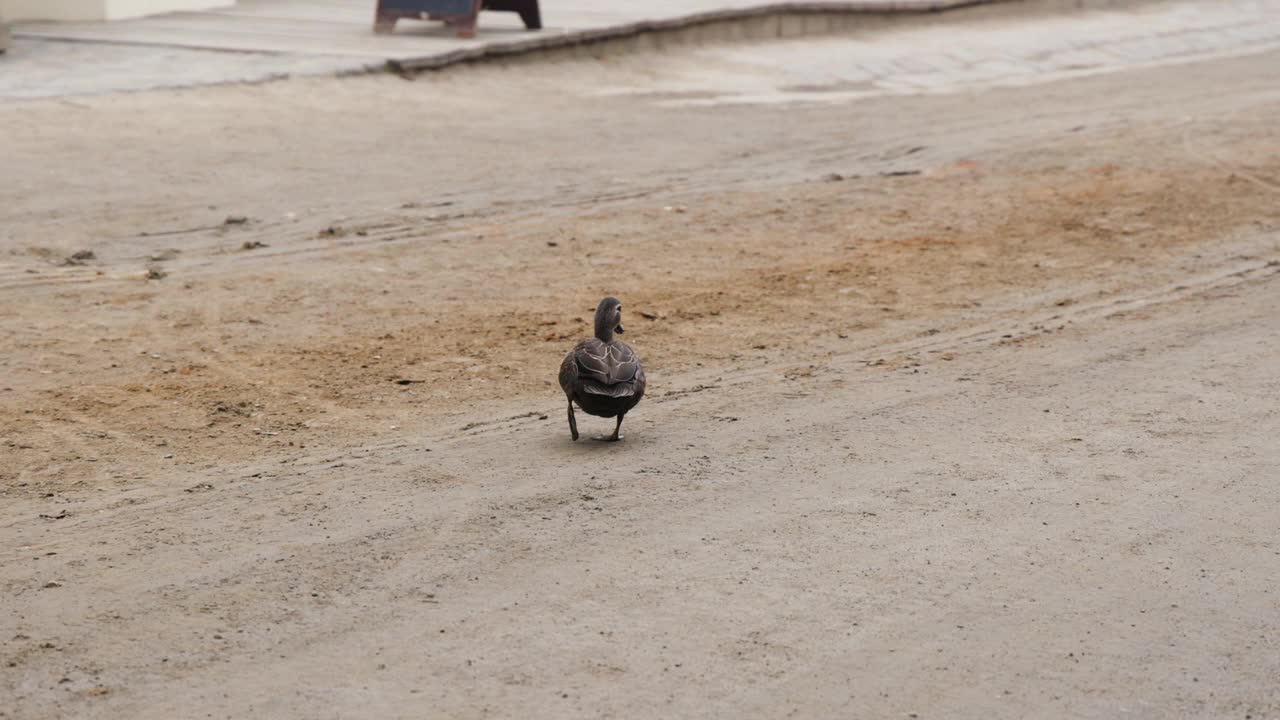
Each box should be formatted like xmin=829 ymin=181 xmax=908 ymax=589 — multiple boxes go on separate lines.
xmin=603 ymin=0 xmax=1280 ymax=107
xmin=10 ymin=0 xmax=979 ymax=61
xmin=3 ymin=0 xmax=1273 ymax=100
xmin=0 ymin=0 xmax=1059 ymax=98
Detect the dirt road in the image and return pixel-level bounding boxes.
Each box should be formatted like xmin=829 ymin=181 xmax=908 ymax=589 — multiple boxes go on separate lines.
xmin=2 ymin=9 xmax=1280 ymax=720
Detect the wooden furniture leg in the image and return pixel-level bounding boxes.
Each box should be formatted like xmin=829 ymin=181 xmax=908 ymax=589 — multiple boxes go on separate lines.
xmin=373 ymin=5 xmax=401 ymax=34
xmin=483 ymin=0 xmax=541 ymax=29
xmin=374 ymin=0 xmax=498 ymax=38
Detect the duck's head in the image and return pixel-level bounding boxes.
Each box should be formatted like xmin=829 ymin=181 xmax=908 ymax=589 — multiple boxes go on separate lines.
xmin=594 ymin=296 xmax=624 ymax=342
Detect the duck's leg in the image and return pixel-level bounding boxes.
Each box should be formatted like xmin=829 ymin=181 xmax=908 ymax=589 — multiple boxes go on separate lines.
xmin=604 ymin=413 xmax=625 ymax=442
xmin=567 ymin=400 xmax=579 ymax=441
xmin=591 ymin=414 xmax=625 ymax=442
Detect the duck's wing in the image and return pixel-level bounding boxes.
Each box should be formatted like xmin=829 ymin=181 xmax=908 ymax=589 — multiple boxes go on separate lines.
xmin=574 ymin=339 xmax=643 ymax=396
xmin=558 ymin=348 xmax=580 ymax=396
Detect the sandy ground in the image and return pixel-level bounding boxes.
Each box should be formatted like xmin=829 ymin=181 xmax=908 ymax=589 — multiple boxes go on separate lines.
xmin=2 ymin=15 xmax=1280 ymax=720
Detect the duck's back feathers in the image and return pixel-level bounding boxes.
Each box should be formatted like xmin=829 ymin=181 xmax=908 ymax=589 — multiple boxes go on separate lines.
xmin=574 ymin=339 xmax=642 ymax=387
xmin=560 ymin=339 xmax=646 ymax=412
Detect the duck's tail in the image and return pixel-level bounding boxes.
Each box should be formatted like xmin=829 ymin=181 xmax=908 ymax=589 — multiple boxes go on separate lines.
xmin=580 ymin=379 xmax=638 ymax=398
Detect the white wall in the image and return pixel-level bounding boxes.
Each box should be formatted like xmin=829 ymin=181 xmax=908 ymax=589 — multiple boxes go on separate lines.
xmin=1 ymin=0 xmax=108 ymax=21
xmin=0 ymin=0 xmax=233 ymax=22
xmin=106 ymin=0 xmax=233 ymax=20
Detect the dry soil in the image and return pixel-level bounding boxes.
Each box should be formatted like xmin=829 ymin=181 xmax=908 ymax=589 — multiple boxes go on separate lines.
xmin=1 ymin=25 xmax=1279 ymax=720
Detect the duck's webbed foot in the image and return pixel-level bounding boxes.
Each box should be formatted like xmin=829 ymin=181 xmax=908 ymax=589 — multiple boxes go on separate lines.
xmin=594 ymin=414 xmax=625 ymax=442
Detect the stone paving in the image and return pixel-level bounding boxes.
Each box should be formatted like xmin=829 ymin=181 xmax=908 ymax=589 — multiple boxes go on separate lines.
xmin=593 ymin=0 xmax=1280 ymax=107
xmin=8 ymin=0 xmax=1010 ymax=62
xmin=0 ymin=38 xmax=357 ymax=99
xmin=0 ymin=0 xmax=1090 ymax=98
xmin=1 ymin=0 xmax=1278 ymax=99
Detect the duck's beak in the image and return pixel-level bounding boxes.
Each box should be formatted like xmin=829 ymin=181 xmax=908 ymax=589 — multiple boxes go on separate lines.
xmin=615 ymin=323 xmax=625 ymax=334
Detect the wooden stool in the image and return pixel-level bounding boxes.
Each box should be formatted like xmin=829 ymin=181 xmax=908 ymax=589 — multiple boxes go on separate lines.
xmin=375 ymin=0 xmax=542 ymax=39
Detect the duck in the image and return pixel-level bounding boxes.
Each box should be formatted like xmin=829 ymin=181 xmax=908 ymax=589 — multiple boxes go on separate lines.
xmin=558 ymin=297 xmax=646 ymax=442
